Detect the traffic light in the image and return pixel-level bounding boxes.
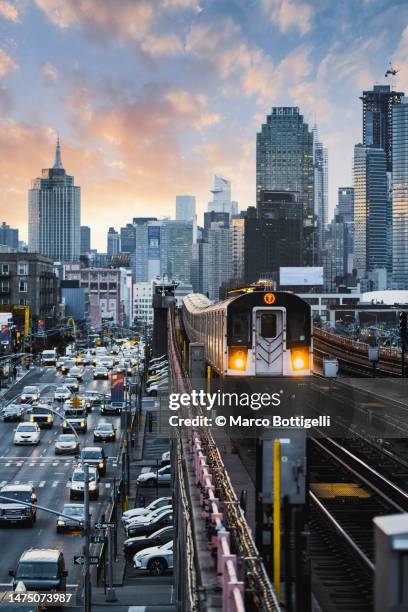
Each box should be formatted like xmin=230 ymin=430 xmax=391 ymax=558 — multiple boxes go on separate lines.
xmin=400 ymin=311 xmax=408 ymax=349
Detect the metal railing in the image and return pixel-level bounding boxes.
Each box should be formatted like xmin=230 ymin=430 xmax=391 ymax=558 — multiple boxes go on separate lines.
xmin=168 ymin=309 xmax=281 ymax=612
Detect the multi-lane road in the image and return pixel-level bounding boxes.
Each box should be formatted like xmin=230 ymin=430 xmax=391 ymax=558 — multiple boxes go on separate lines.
xmin=0 ymin=364 xmax=123 ymax=593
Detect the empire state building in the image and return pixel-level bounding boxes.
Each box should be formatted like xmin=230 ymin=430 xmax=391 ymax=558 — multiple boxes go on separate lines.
xmin=28 ymin=139 xmax=80 ymax=261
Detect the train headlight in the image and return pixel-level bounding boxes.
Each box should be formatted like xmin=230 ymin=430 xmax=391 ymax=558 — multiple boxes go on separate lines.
xmin=291 ymin=350 xmax=309 ymax=371
xmin=228 ymin=347 xmax=247 ymax=371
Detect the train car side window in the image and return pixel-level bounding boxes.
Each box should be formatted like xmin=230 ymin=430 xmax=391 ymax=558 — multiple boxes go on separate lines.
xmin=260 ymin=313 xmax=277 ymax=338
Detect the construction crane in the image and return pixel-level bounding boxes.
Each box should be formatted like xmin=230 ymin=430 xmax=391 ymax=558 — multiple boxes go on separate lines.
xmin=385 ymin=62 xmax=399 ymax=78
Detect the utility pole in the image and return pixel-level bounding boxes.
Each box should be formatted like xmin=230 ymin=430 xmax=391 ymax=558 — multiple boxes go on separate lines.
xmin=83 ymin=462 xmax=91 ymax=612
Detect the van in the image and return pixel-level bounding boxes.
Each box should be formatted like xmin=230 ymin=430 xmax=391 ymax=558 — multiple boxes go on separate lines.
xmin=9 ymin=549 xmax=67 ymax=591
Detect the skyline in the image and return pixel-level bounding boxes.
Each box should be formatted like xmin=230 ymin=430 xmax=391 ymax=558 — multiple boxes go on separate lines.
xmin=0 ymin=0 xmax=407 ymax=249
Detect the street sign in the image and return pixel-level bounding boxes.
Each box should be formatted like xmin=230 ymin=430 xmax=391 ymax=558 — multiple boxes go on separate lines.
xmin=91 ymin=534 xmax=107 ymax=544
xmin=95 ymin=521 xmax=115 ymax=530
xmin=74 ymin=555 xmax=99 ymax=565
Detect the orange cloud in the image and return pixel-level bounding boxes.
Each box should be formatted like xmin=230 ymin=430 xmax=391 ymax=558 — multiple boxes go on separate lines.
xmin=261 ymin=0 xmax=313 ymax=35
xmin=0 ymin=49 xmax=18 ymax=77
xmin=0 ymin=0 xmax=18 ymax=22
xmin=141 ymin=33 xmax=183 ymax=56
xmin=41 ymin=62 xmax=58 ymax=83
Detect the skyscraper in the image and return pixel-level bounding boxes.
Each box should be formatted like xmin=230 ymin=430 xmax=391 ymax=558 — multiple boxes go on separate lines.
xmin=313 ymin=128 xmax=328 ymax=252
xmin=353 ymin=144 xmax=388 ymax=280
xmin=361 ymin=84 xmax=404 ymax=171
xmin=337 ymin=188 xmax=354 ymax=223
xmin=256 ymin=107 xmax=315 ymax=263
xmin=392 ymin=98 xmax=408 ymax=289
xmin=245 ymin=192 xmax=303 ymax=284
xmin=207 ymin=176 xmax=238 ymax=218
xmin=161 ymin=220 xmax=193 ymax=283
xmin=80 ymin=226 xmax=91 ymax=254
xmin=28 ymin=138 xmax=80 ymax=261
xmin=0 ymin=222 xmax=18 ymax=250
xmin=176 ymin=195 xmax=196 ymax=221
xmin=207 ymin=222 xmax=232 ymax=300
xmin=107 ymin=227 xmax=120 ymax=257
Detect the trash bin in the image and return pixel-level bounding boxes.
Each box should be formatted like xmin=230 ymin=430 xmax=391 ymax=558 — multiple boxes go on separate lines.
xmin=323 ymin=357 xmax=338 ymax=378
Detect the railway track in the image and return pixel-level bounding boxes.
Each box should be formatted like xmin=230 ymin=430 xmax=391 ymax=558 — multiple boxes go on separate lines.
xmin=310 ymin=436 xmax=408 ymax=611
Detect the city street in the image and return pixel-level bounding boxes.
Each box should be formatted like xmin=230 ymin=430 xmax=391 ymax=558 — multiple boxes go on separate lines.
xmin=0 ymin=365 xmax=123 ymax=593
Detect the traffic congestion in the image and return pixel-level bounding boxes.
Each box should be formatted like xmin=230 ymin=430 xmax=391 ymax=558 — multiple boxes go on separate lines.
xmin=0 ymin=335 xmax=175 ymax=601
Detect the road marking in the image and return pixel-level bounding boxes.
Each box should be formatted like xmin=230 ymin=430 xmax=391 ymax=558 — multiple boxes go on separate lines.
xmin=39 ymin=481 xmax=45 ymax=488
xmin=52 ymin=481 xmax=59 ymax=487
xmin=0 ymin=481 xmax=7 ymax=487
xmin=5 ymin=463 xmax=10 ymax=467
xmin=65 ymin=482 xmax=70 ymax=488
xmin=105 ymin=483 xmax=111 ymax=488
xmin=52 ymin=462 xmax=58 ymax=466
xmin=128 ymin=608 xmax=146 ymax=612
xmin=16 ymin=462 xmax=22 ymax=466
xmin=30 ymin=462 xmax=35 ymax=466
xmin=40 ymin=463 xmax=45 ymax=467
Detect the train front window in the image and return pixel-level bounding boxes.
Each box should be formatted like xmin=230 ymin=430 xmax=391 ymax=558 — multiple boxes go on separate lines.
xmin=229 ymin=311 xmax=250 ymax=345
xmin=260 ymin=313 xmax=277 ymax=338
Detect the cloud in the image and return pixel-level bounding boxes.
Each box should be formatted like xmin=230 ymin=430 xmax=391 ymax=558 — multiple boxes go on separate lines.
xmin=34 ymin=0 xmax=154 ymax=41
xmin=393 ymin=25 xmax=408 ymax=93
xmin=0 ymin=0 xmax=18 ymax=22
xmin=141 ymin=33 xmax=183 ymax=56
xmin=261 ymin=0 xmax=313 ymax=35
xmin=0 ymin=49 xmax=18 ymax=77
xmin=41 ymin=62 xmax=58 ymax=83
xmin=187 ymin=17 xmax=311 ymax=105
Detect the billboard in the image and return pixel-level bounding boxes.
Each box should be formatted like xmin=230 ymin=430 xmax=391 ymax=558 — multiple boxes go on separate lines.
xmin=110 ymin=370 xmax=125 ymax=404
xmin=280 ymin=267 xmax=323 ymax=286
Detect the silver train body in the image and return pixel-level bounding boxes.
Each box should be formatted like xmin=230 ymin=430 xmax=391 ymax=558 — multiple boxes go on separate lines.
xmin=182 ymin=290 xmax=312 ymax=377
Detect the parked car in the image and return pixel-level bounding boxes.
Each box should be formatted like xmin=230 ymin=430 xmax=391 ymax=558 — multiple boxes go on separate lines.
xmin=133 ymin=540 xmax=173 ymax=576
xmin=9 ymin=549 xmax=68 ymax=591
xmin=122 ymin=497 xmax=172 ymax=524
xmin=93 ymin=421 xmax=116 ymax=442
xmin=123 ymin=526 xmax=173 ymax=562
xmin=136 ymin=465 xmax=171 ymax=488
xmin=14 ymin=423 xmax=40 ymax=445
xmin=2 ymin=403 xmax=25 ymax=422
xmin=126 ymin=509 xmax=173 ymax=538
xmin=20 ymin=386 xmax=40 ymax=403
xmin=54 ymin=434 xmax=80 ymax=455
xmin=161 ymin=451 xmax=170 ymax=466
xmin=125 ymin=505 xmax=172 ymax=529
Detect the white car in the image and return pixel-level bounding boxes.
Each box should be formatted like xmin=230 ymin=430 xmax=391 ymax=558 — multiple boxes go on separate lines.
xmin=14 ymin=423 xmax=40 ymax=445
xmin=133 ymin=540 xmax=173 ymax=576
xmin=136 ymin=465 xmax=171 ymax=487
xmin=20 ymin=386 xmax=40 ymax=403
xmin=125 ymin=505 xmax=173 ymax=529
xmin=54 ymin=386 xmax=72 ymax=401
xmin=69 ymin=466 xmax=99 ymax=500
xmin=146 ymin=379 xmax=168 ymax=397
xmin=122 ymin=497 xmax=172 ymax=524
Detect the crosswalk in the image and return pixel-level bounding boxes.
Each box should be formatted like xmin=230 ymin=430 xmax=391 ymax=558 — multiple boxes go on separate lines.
xmin=0 ymin=478 xmax=114 ymax=491
xmin=0 ymin=458 xmax=118 ymax=468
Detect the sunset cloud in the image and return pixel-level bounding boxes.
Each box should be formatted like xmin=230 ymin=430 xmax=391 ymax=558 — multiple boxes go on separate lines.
xmin=0 ymin=49 xmax=17 ymax=77
xmin=41 ymin=62 xmax=58 ymax=83
xmin=261 ymin=0 xmax=313 ymax=35
xmin=0 ymin=0 xmax=18 ymax=22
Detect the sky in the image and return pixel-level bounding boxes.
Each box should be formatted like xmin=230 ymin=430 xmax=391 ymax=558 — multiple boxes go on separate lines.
xmin=0 ymin=0 xmax=407 ymax=251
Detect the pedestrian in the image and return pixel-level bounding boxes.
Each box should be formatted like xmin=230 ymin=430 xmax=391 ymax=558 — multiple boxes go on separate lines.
xmin=139 ymin=494 xmax=145 ymax=508
xmin=12 ymin=364 xmax=17 ymax=381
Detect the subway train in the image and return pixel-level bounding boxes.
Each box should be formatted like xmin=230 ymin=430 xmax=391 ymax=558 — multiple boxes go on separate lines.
xmin=182 ymin=288 xmax=312 ymax=377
